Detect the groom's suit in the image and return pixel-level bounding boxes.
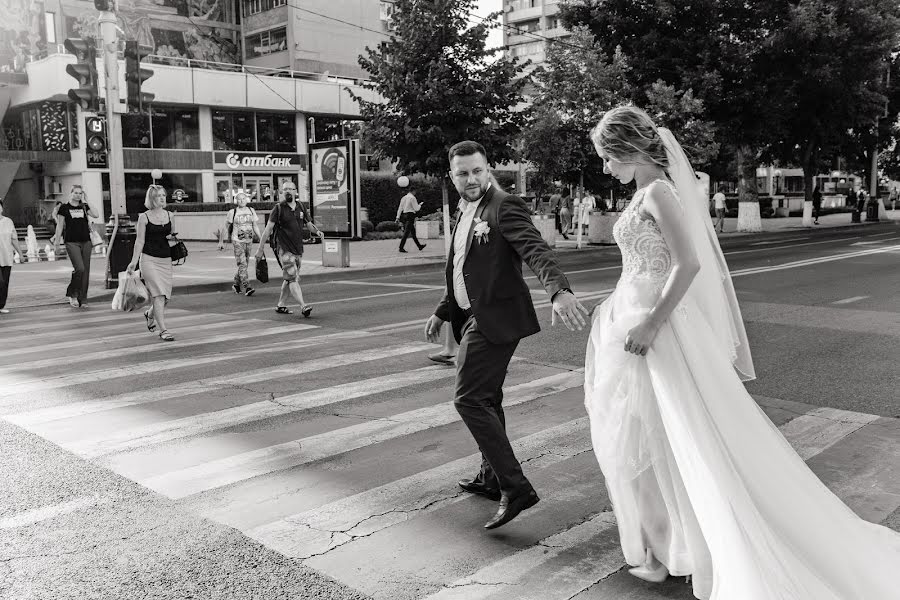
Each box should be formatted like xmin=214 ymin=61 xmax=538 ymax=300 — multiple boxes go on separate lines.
xmin=435 ymin=184 xmax=571 ymax=496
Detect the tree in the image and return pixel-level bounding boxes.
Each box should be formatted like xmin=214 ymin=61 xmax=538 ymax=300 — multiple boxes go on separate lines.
xmin=349 ymin=0 xmax=527 ymax=242
xmin=559 ymin=0 xmax=788 ymax=201
xmin=520 ymin=26 xmax=631 ymax=196
xmin=761 ymin=0 xmax=900 ymax=200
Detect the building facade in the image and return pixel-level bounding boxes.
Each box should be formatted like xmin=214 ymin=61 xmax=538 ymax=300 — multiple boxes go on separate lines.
xmin=502 ymin=0 xmax=569 ymax=72
xmin=0 ymin=0 xmax=390 ymax=227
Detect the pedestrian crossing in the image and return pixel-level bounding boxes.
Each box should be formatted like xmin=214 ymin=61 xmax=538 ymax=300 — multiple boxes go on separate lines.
xmin=1 ymin=305 xmax=898 ymax=600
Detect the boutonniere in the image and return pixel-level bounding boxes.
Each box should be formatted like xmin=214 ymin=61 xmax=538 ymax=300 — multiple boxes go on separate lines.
xmin=473 ymin=217 xmax=491 ymax=244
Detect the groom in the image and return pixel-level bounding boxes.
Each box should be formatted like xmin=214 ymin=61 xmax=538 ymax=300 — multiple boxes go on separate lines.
xmin=425 ymin=141 xmax=588 ymax=529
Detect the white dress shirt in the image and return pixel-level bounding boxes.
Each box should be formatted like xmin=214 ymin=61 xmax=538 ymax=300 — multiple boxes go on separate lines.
xmin=396 ymin=193 xmax=422 ymax=219
xmin=452 ymin=196 xmax=483 ymax=310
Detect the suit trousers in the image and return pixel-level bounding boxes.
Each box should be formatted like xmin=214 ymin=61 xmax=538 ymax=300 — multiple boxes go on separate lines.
xmin=398 ymin=212 xmax=422 ymax=250
xmin=454 ymin=314 xmax=531 ymax=495
xmin=0 ymin=265 xmax=10 ymax=309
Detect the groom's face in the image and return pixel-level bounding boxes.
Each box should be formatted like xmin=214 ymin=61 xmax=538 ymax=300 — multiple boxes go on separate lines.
xmin=450 ymin=153 xmax=491 ymax=202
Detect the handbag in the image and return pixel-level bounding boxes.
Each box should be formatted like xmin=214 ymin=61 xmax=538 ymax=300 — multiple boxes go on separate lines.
xmin=89 ymin=228 xmax=103 ymax=247
xmin=168 ymin=234 xmax=188 ymax=265
xmin=255 ymin=254 xmax=269 ymax=283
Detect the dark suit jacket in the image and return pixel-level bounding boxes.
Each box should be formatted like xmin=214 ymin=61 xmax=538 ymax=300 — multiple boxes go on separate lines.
xmin=434 ymin=185 xmax=570 ymax=345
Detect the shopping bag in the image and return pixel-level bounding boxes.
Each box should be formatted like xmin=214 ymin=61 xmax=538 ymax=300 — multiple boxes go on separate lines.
xmin=110 ymin=276 xmax=127 ymax=311
xmin=121 ymin=270 xmax=149 ymax=312
xmin=256 ymin=255 xmax=269 ymax=283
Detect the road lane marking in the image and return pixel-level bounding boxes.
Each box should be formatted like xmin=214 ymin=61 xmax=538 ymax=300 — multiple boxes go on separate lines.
xmin=0 ymin=312 xmax=227 ymax=346
xmin=332 ymin=281 xmax=445 ymax=290
xmin=0 ymin=308 xmax=192 ymax=331
xmin=751 ymin=237 xmax=810 ymax=245
xmin=0 ymin=334 xmax=394 ymax=423
xmin=777 ymin=407 xmax=880 ymax=460
xmin=723 ymin=236 xmax=862 ymax=255
xmin=69 ymin=359 xmax=449 ymax=459
xmin=832 ymin=296 xmax=870 ymax=305
xmin=0 ymin=494 xmax=112 ymax=529
xmin=230 ymin=288 xmax=441 ymax=314
xmin=731 ymin=244 xmax=900 ymax=277
xmin=244 ymin=417 xmax=593 ymax=559
xmin=11 ymin=319 xmax=248 ymax=358
xmin=851 ymin=236 xmax=900 ymax=246
xmin=140 ymin=370 xmax=584 ymax=499
xmin=0 ymin=323 xmax=318 ymax=374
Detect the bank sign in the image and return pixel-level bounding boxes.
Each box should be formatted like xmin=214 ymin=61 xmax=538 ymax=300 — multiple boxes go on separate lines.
xmin=214 ymin=151 xmax=305 ymax=171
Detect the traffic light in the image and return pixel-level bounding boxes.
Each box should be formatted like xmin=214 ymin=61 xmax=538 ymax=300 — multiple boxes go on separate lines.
xmin=64 ymin=38 xmax=99 ymax=112
xmin=93 ymin=0 xmax=115 ymax=10
xmin=124 ymin=41 xmax=155 ymax=114
xmin=84 ymin=116 xmax=108 ymax=169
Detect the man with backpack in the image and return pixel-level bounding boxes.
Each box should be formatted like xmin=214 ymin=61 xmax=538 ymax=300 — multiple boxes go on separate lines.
xmin=218 ymin=189 xmax=261 ymax=296
xmin=255 ymin=181 xmax=324 ymax=317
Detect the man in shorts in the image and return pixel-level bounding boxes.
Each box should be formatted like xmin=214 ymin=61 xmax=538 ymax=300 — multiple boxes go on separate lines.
xmin=256 ymin=181 xmax=324 ymax=316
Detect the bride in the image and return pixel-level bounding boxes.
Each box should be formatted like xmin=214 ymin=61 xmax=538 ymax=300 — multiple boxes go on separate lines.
xmin=583 ymin=105 xmax=900 ymax=600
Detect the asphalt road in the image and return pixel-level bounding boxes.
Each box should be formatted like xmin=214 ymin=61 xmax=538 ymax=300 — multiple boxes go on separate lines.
xmin=1 ymin=223 xmax=898 ymax=600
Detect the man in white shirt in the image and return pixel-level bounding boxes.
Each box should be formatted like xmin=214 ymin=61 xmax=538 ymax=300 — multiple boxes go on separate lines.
xmin=395 ymin=184 xmax=426 ymax=253
xmin=713 ymin=186 xmax=727 ymax=233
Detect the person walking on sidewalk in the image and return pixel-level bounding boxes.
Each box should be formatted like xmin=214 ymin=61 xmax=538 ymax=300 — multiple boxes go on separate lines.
xmin=126 ymin=185 xmax=177 ymax=342
xmin=255 ymin=181 xmax=324 ymax=317
xmin=812 ymin=184 xmax=822 ymax=225
xmin=218 ymin=190 xmax=260 ymax=296
xmin=395 ymin=179 xmax=426 ymax=253
xmin=559 ymin=188 xmax=573 ymax=239
xmin=0 ymin=198 xmax=24 ymax=314
xmin=712 ymin=185 xmax=727 ymax=233
xmin=54 ymin=185 xmax=97 ymax=308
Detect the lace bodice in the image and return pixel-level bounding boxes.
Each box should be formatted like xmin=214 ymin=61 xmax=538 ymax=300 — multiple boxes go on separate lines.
xmin=613 ymin=179 xmax=676 ymax=289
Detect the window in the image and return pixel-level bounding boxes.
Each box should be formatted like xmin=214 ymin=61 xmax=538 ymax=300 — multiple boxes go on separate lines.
xmin=256 ymin=112 xmax=295 ymax=152
xmin=546 ymin=17 xmax=560 ymax=30
xmin=124 ymin=172 xmax=203 ymax=213
xmin=511 ymin=41 xmax=543 ymax=57
xmin=151 ymin=107 xmax=200 ymax=149
xmin=518 ymin=19 xmax=540 ymax=33
xmin=245 ymin=27 xmax=287 ymax=59
xmin=242 ymin=0 xmax=285 ymax=16
xmin=45 ymin=12 xmax=56 ymax=44
xmin=212 ymin=110 xmax=256 ymax=151
xmin=122 ymin=106 xmax=199 ymax=149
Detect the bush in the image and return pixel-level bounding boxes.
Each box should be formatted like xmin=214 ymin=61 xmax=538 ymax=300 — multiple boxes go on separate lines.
xmin=364 ymin=231 xmax=404 ymax=240
xmin=375 ymin=220 xmax=402 ymax=232
xmin=361 ymin=172 xmax=445 ymax=225
xmin=361 ymin=220 xmax=374 ymax=236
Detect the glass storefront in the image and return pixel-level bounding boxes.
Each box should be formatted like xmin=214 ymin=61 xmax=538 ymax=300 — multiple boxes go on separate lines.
xmin=212 ymin=109 xmax=296 ymax=152
xmin=124 ymin=172 xmax=203 ymax=213
xmin=122 ymin=106 xmax=200 ymax=149
xmin=215 ymin=172 xmax=299 ymax=203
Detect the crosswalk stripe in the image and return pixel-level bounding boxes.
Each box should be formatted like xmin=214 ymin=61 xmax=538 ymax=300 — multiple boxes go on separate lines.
xmin=0 ymin=494 xmax=115 ymax=529
xmin=420 ymin=512 xmax=621 ymax=600
xmin=778 ymin=406 xmax=880 ymax=460
xmin=0 ymin=322 xmax=318 ymax=373
xmin=0 ymin=312 xmax=228 ymax=346
xmin=11 ymin=319 xmax=246 ymax=358
xmin=141 ymin=370 xmax=584 ymax=499
xmin=61 ymin=347 xmax=443 ymax=458
xmin=0 ymin=330 xmax=369 ymax=418
xmin=244 ymin=417 xmax=593 ymax=559
xmin=0 ymin=308 xmax=191 ymax=331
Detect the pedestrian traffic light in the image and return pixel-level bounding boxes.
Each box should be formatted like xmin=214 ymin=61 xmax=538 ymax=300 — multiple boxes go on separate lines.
xmin=93 ymin=0 xmax=116 ymax=10
xmin=84 ymin=116 xmax=108 ymax=169
xmin=64 ymin=38 xmax=99 ymax=112
xmin=124 ymin=41 xmax=155 ymax=114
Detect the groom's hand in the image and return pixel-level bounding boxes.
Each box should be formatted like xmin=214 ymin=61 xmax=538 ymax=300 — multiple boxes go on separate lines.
xmin=425 ymin=314 xmax=445 ymax=343
xmin=552 ymin=291 xmax=589 ymax=331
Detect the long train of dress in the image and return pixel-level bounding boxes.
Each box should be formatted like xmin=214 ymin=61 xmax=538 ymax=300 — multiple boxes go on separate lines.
xmin=585 ymin=192 xmax=900 ymax=600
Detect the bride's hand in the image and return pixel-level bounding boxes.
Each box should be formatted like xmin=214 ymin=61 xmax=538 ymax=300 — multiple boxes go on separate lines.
xmin=624 ymin=317 xmax=662 ymax=356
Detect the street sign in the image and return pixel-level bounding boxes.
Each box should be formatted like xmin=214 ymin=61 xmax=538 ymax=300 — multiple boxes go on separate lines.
xmin=85 ymin=116 xmax=108 ymax=169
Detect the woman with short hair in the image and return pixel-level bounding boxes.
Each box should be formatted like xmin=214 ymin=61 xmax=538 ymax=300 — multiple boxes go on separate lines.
xmin=126 ymin=185 xmax=176 ymax=341
xmin=54 ymin=185 xmax=98 ymax=307
xmin=0 ymin=198 xmax=24 ymax=314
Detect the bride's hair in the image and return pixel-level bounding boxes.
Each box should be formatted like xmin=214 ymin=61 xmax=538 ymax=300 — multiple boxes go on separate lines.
xmin=591 ymin=105 xmax=669 ymax=169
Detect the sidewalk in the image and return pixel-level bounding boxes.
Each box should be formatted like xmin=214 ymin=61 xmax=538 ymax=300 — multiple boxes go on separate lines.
xmin=4 ymin=211 xmax=898 ymax=310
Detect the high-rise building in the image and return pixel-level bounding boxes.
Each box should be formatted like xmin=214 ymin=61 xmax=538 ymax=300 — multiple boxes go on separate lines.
xmin=0 ymin=0 xmax=392 ymax=227
xmin=502 ymin=0 xmax=570 ymax=72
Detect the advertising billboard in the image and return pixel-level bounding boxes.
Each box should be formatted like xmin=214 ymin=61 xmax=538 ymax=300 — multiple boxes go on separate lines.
xmin=308 ymin=139 xmax=361 ymax=239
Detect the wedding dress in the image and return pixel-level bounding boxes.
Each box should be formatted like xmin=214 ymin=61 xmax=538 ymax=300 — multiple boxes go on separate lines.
xmin=584 ymin=162 xmax=900 ymax=597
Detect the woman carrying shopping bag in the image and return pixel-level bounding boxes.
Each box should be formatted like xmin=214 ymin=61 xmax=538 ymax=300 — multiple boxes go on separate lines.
xmin=126 ymin=185 xmax=178 ymax=341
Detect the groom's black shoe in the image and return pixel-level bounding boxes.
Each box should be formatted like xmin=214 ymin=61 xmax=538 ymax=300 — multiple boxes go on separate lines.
xmin=484 ymin=488 xmax=540 ymax=529
xmin=458 ymin=478 xmax=501 ymax=501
